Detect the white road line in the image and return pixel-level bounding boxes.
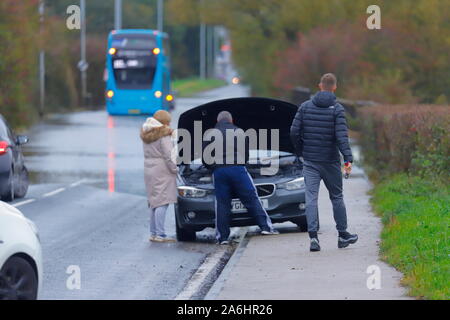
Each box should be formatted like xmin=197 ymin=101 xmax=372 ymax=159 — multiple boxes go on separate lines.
xmin=42 ymin=187 xmax=66 ymax=198
xmin=175 ymin=247 xmax=228 ymax=300
xmin=69 ymin=179 xmax=85 ymax=188
xmin=12 ymin=199 xmax=36 ymax=208
xmin=11 ymin=180 xmax=83 ymax=207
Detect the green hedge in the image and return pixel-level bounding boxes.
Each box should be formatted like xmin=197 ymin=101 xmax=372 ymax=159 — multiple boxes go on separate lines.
xmin=359 ymin=105 xmax=449 ymax=181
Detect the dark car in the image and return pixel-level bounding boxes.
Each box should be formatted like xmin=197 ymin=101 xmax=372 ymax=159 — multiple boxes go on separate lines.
xmin=175 ymin=97 xmax=307 ymax=241
xmin=0 ymin=115 xmax=29 ymax=201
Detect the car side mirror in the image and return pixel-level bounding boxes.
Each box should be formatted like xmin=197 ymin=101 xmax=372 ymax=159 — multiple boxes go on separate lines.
xmin=16 ymin=135 xmax=29 ymax=145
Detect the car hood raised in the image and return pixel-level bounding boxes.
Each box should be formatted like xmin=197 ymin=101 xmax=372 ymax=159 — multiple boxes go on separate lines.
xmin=177 ymin=97 xmax=298 ymax=161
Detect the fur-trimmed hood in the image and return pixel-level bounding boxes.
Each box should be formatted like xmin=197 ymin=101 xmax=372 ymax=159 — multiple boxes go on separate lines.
xmin=140 ymin=117 xmax=173 ymax=144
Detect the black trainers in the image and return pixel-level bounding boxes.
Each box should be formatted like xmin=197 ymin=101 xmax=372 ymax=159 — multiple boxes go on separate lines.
xmin=338 ymin=231 xmax=358 ymax=248
xmin=310 ymin=238 xmax=321 ymax=252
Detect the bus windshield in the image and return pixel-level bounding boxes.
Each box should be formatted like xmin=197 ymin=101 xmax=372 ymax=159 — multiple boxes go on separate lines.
xmin=111 ymin=34 xmax=158 ymax=89
xmin=111 ymin=34 xmax=156 ymax=49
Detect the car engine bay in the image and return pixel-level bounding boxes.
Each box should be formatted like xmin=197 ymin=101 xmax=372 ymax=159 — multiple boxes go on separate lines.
xmin=180 ymin=155 xmax=303 ymax=185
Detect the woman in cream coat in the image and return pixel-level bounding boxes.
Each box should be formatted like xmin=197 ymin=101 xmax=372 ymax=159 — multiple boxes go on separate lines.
xmin=140 ymin=110 xmax=177 ymax=242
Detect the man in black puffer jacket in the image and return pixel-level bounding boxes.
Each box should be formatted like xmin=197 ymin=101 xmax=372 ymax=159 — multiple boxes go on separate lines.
xmin=290 ymin=73 xmax=358 ymax=252
xmin=203 ymin=111 xmax=279 ymax=244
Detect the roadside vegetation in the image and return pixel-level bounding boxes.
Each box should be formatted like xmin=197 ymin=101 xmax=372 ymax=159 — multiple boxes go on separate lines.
xmin=169 ymin=0 xmax=449 ymax=104
xmin=359 ymin=104 xmax=449 ymax=299
xmin=173 ymin=78 xmax=227 ymax=97
xmin=2 ymin=1 xmax=449 ymax=128
xmin=372 ymin=175 xmax=449 ymax=299
xmin=0 ymin=0 xmax=202 ymax=127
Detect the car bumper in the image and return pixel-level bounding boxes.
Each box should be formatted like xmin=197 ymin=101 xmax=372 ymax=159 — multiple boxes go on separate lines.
xmin=176 ymin=187 xmax=306 ymax=231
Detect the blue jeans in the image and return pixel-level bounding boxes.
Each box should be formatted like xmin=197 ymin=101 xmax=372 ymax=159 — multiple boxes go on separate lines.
xmin=213 ymin=166 xmax=273 ymax=241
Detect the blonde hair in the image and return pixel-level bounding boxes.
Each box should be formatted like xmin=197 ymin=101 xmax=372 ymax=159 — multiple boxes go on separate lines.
xmin=153 ymin=110 xmax=171 ymax=126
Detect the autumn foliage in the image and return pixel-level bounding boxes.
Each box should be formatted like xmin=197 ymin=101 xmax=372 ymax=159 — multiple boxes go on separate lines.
xmin=0 ymin=0 xmax=39 ymax=126
xmin=169 ymin=0 xmax=450 ymax=104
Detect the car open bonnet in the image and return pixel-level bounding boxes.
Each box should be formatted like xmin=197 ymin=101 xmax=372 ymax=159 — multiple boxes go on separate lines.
xmin=177 ymin=97 xmax=298 ymax=162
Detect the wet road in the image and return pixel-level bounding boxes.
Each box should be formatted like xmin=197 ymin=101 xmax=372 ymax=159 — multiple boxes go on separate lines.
xmin=11 ymin=84 xmax=249 ymax=299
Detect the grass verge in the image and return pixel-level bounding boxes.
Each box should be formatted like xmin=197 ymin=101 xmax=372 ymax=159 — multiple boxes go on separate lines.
xmin=173 ymin=78 xmax=227 ymax=97
xmin=371 ymin=174 xmax=449 ymax=299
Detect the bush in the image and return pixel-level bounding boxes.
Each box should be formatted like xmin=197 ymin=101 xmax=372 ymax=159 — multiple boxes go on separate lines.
xmin=359 ymin=105 xmax=450 ymax=180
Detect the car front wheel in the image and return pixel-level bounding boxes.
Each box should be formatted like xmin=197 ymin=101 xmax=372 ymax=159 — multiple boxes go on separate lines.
xmin=14 ymin=166 xmax=29 ymax=199
xmin=291 ymin=216 xmax=308 ymax=232
xmin=175 ymin=215 xmax=197 ymax=242
xmin=0 ymin=256 xmax=38 ymax=300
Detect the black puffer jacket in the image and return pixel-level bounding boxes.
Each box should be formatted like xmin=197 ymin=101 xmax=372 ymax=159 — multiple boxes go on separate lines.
xmin=290 ymin=91 xmax=353 ymax=163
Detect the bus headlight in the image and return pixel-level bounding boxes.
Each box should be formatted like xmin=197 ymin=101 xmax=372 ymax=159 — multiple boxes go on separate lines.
xmin=166 ymin=94 xmax=174 ymax=102
xmin=155 ymin=91 xmax=162 ymax=98
xmin=152 ymin=48 xmax=161 ymax=55
xmin=178 ymin=186 xmax=208 ymax=198
xmin=106 ymin=90 xmax=114 ymax=99
xmin=109 ymin=47 xmax=117 ymax=55
xmin=277 ymin=177 xmax=305 ymax=191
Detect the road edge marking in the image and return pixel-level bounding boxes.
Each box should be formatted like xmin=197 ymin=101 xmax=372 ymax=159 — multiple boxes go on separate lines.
xmin=42 ymin=187 xmax=66 ymax=198
xmin=174 ymin=247 xmax=229 ymax=300
xmin=69 ymin=179 xmax=85 ymax=188
xmin=174 ymin=228 xmax=246 ymax=300
xmin=12 ymin=199 xmax=36 ymax=208
xmin=11 ymin=180 xmax=84 ymax=208
xmin=203 ymin=227 xmax=249 ymax=300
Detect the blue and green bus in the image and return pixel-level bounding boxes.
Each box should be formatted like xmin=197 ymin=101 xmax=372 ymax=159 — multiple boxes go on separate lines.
xmin=105 ymin=29 xmax=174 ymax=115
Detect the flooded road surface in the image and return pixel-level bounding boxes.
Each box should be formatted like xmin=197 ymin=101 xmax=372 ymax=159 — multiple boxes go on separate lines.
xmin=12 ymin=85 xmax=249 ymax=299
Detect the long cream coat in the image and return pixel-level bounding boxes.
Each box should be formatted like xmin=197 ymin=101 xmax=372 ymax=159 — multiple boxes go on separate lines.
xmin=141 ymin=119 xmax=177 ymax=208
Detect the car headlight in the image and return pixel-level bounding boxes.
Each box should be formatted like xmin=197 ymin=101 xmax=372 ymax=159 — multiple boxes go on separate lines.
xmin=178 ymin=186 xmax=208 ymax=198
xmin=278 ymin=177 xmax=305 ymax=191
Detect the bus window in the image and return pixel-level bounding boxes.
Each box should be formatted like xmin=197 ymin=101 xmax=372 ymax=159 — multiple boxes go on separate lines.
xmin=111 ymin=34 xmax=156 ymax=50
xmin=110 ymin=34 xmax=158 ymax=90
xmin=113 ymin=55 xmax=157 ymax=89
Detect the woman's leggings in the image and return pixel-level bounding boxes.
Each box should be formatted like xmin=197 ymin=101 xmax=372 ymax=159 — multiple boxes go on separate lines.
xmin=149 ymin=204 xmax=169 ymax=237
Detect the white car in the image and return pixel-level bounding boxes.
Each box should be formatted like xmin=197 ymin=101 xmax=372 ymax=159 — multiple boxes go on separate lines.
xmin=0 ymin=201 xmax=42 ymax=300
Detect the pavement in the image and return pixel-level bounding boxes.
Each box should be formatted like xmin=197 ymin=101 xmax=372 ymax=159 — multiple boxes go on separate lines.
xmin=213 ymin=165 xmax=411 ymax=300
